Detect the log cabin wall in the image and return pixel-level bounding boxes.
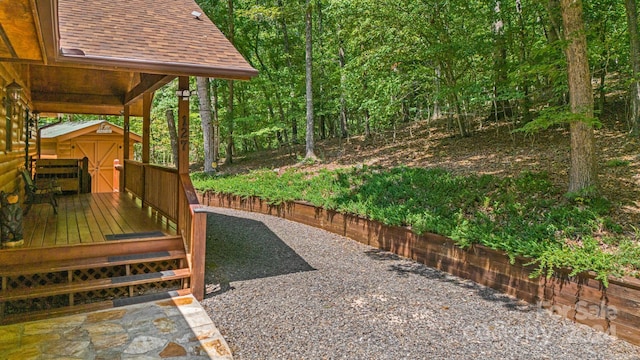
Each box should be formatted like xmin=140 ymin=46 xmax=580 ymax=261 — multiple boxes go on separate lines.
xmin=0 ymin=63 xmax=34 ymax=194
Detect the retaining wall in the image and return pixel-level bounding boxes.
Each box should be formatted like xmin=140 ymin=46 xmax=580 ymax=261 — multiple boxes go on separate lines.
xmin=199 ymin=191 xmax=640 ymax=346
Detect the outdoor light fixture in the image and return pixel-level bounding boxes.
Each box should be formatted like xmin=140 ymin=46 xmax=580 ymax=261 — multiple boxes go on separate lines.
xmin=5 ymin=80 xmax=22 ymax=103
xmin=176 ymin=89 xmax=191 ymax=101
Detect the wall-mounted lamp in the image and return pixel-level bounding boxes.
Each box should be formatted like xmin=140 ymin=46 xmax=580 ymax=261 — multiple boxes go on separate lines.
xmin=175 ymin=89 xmax=191 ymax=101
xmin=5 ymin=80 xmax=22 ymax=103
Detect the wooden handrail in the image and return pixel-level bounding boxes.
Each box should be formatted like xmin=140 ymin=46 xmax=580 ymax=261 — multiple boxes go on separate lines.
xmin=147 ymin=163 xmax=178 ymax=174
xmin=180 ymin=174 xmax=200 ymax=205
xmin=178 ymin=173 xmax=206 ymax=300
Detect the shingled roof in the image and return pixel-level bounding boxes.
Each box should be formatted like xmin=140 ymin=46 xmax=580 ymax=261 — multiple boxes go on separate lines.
xmin=56 ymin=0 xmax=257 ymax=79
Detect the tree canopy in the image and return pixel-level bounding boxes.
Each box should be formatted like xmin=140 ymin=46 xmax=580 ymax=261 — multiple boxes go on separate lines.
xmin=104 ymin=0 xmax=637 ymax=193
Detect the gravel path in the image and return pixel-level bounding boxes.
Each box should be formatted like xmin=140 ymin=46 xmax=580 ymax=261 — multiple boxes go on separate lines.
xmin=200 ymin=207 xmax=640 ymax=360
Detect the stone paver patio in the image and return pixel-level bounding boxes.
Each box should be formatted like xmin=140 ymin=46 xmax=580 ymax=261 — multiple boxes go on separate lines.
xmin=0 ymin=294 xmax=232 ymax=359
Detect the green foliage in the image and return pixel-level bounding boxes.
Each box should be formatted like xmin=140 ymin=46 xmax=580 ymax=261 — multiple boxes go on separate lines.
xmin=532 ymin=236 xmax=640 ymax=287
xmin=181 ymin=0 xmax=635 ymax=165
xmin=605 ymin=159 xmax=630 ymax=167
xmin=516 ymin=106 xmax=603 ymax=135
xmin=193 ymin=166 xmax=635 ymax=283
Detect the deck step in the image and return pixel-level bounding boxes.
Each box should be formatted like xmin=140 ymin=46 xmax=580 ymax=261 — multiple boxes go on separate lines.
xmin=0 ymin=268 xmax=191 ymax=302
xmin=0 ymin=289 xmax=192 ymax=325
xmin=112 ymin=289 xmax=192 ymax=307
xmin=0 ymin=250 xmax=187 ymax=277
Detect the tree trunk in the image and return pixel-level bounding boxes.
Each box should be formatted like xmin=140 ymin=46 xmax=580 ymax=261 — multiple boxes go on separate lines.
xmin=304 ymin=0 xmax=316 ymax=160
xmin=165 ymin=109 xmax=179 ymax=167
xmin=211 ymin=81 xmax=220 ymax=163
xmin=224 ymin=80 xmax=234 ymax=165
xmin=546 ymin=0 xmax=563 ymax=43
xmin=432 ymin=67 xmax=442 ymax=120
xmin=196 ymin=77 xmax=214 ymax=172
xmin=338 ymin=43 xmax=349 ymax=138
xmin=224 ymin=0 xmax=235 ymax=165
xmin=546 ymin=0 xmax=566 ymax=105
xmin=364 ymin=109 xmax=371 ymax=138
xmin=561 ymin=0 xmax=597 ymax=193
xmin=316 ymin=0 xmax=325 ymax=141
xmin=277 ymin=0 xmax=297 ymax=144
xmin=625 ymin=0 xmax=640 ymax=135
xmin=517 ymin=0 xmax=532 ymax=123
xmin=489 ymin=1 xmax=511 ymax=122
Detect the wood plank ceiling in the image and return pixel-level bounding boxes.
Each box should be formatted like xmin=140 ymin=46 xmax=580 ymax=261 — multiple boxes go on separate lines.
xmin=0 ymin=0 xmax=43 ymax=62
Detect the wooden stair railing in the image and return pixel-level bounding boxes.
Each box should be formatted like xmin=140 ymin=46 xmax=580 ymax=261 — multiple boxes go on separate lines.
xmin=0 ymin=235 xmax=191 ymax=324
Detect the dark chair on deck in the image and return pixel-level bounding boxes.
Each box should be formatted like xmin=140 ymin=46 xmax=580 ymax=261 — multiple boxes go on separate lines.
xmin=21 ymin=169 xmax=60 ymax=215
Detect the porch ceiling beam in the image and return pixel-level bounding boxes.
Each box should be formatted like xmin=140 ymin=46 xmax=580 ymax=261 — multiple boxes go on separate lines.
xmin=0 ymin=23 xmax=18 ymax=59
xmin=33 ymin=103 xmax=123 ymax=115
xmin=31 ymin=91 xmax=124 ymax=115
xmin=31 ymin=91 xmax=123 ymax=106
xmin=125 ymin=73 xmax=175 ymax=106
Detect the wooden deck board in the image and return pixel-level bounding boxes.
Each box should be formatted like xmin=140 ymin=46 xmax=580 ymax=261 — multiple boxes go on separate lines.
xmin=88 ymin=194 xmax=122 ymax=235
xmin=43 ymin=203 xmax=58 ymax=247
xmin=31 ymin=203 xmax=53 ymax=248
xmin=95 ymin=193 xmax=135 ymax=234
xmin=19 ymin=192 xmax=176 ymax=248
xmin=79 ymin=195 xmax=100 ymax=243
xmin=67 ymin=197 xmax=81 ymax=244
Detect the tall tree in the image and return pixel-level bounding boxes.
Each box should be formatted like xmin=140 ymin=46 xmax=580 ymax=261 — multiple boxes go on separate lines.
xmin=224 ymin=0 xmax=235 ymax=165
xmin=561 ymin=0 xmax=597 ymax=193
xmin=196 ymin=77 xmax=215 ymax=172
xmin=490 ymin=1 xmax=511 ymax=121
xmin=626 ymin=0 xmax=640 ymax=135
xmin=304 ymin=0 xmax=316 ymax=160
xmin=277 ymin=0 xmax=298 ymax=144
xmin=165 ymin=109 xmax=179 ymax=166
xmin=211 ymin=80 xmax=220 ymax=163
xmin=338 ymin=40 xmax=349 ymax=138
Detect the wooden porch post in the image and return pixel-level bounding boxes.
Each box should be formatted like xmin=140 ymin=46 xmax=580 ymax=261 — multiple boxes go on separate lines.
xmin=177 ymin=77 xmax=189 ymax=174
xmin=177 ymin=76 xmax=189 ymax=235
xmin=177 ymin=76 xmax=206 ymax=300
xmin=141 ymin=92 xmax=152 ymax=204
xmin=122 ymin=105 xmax=130 ymax=192
xmin=142 ymin=93 xmax=151 ymax=164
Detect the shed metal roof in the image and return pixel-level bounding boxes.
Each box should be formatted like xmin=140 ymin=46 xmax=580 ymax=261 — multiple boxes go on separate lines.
xmin=40 ymin=120 xmax=141 ymax=142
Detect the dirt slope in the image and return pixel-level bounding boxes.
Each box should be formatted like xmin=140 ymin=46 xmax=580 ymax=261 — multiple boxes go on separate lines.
xmin=218 ymin=115 xmax=640 ymax=231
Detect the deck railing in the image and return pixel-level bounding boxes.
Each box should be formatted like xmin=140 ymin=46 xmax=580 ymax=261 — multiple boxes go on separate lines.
xmin=123 ymin=160 xmax=144 ymax=199
xmin=144 ymin=165 xmax=179 ymax=222
xmin=120 ymin=160 xmax=205 ymax=299
xmin=123 ymin=161 xmax=179 ymax=222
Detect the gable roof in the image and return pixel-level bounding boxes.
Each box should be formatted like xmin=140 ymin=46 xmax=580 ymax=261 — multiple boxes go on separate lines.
xmin=0 ymin=0 xmax=257 ymax=116
xmin=40 ymin=120 xmax=142 ymax=143
xmin=56 ymin=0 xmax=257 ymax=79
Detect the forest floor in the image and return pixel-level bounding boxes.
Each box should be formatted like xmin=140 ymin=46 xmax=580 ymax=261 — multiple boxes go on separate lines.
xmin=217 ymin=106 xmax=640 ymax=232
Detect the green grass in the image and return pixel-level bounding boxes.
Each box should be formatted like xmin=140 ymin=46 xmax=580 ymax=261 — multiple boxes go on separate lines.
xmin=192 ymin=166 xmax=639 ymax=285
xmin=605 ymin=159 xmax=631 ymax=167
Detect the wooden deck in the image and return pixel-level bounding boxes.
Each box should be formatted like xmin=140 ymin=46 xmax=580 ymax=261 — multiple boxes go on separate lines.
xmin=19 ymin=192 xmax=177 ymax=248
